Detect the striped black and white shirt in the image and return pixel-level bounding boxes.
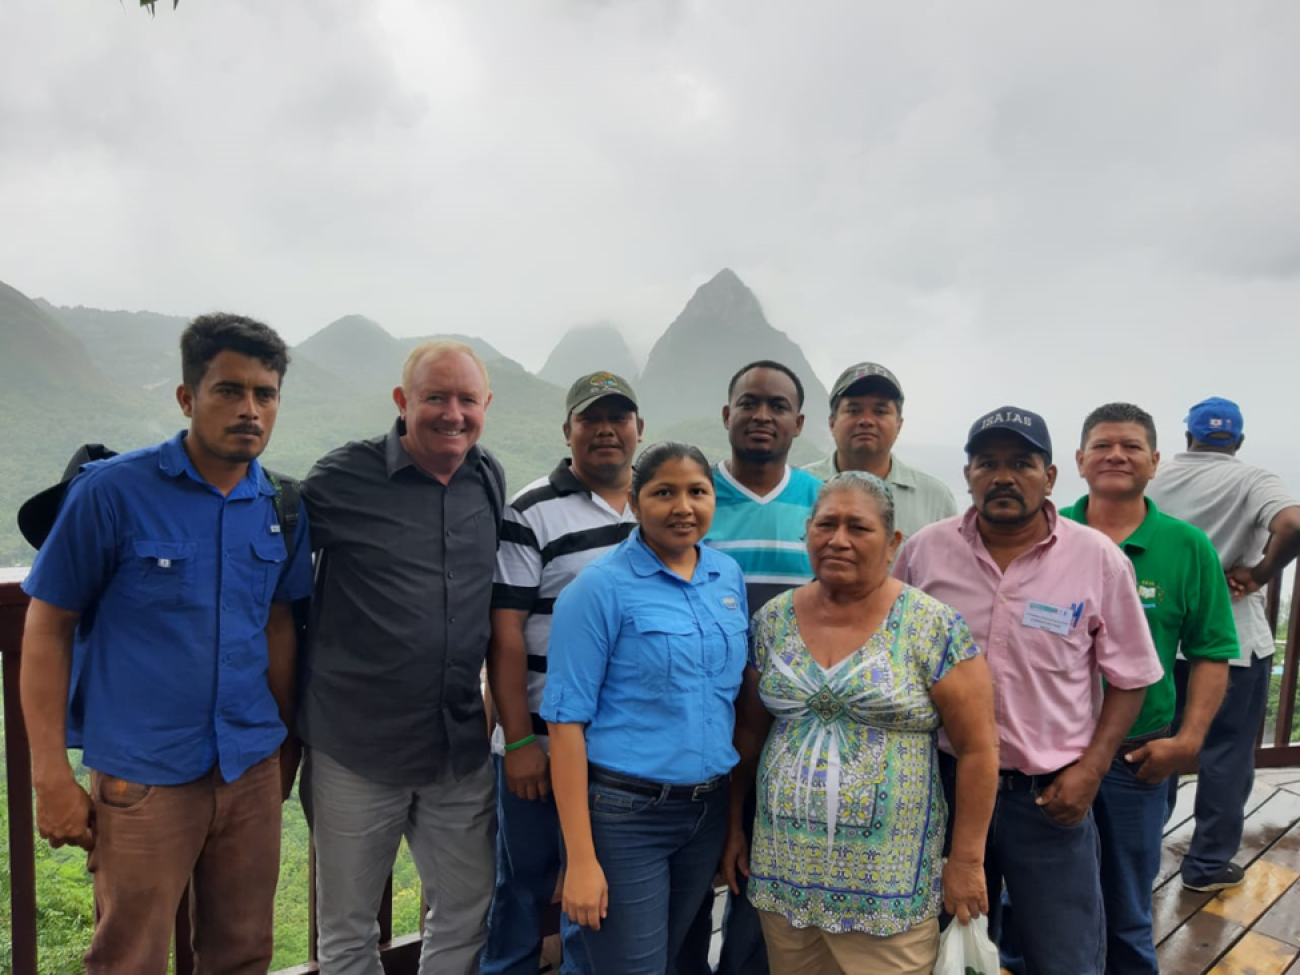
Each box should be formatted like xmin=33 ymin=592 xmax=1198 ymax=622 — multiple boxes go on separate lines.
xmin=490 ymin=459 xmax=636 ymax=754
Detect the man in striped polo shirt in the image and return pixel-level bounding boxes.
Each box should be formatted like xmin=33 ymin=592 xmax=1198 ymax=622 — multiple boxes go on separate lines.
xmin=481 ymin=371 xmax=642 ymax=975
xmin=678 ymin=360 xmax=822 ymax=975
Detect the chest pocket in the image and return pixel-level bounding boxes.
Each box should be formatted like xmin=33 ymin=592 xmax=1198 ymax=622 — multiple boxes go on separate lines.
xmin=130 ymin=540 xmax=197 ymax=606
xmin=1037 ymin=619 xmax=1093 ymax=674
xmin=705 ymin=610 xmax=748 ymax=680
xmin=250 ymin=536 xmax=287 ymax=604
xmin=629 ymin=615 xmax=695 ymax=692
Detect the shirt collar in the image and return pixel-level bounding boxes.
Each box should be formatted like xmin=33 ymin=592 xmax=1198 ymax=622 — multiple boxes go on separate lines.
xmin=717 ymin=460 xmax=791 ymax=504
xmin=827 ymin=452 xmax=913 ymax=489
xmin=886 ymin=454 xmax=917 ymax=489
xmin=625 ymin=527 xmax=720 ymax=582
xmin=1174 ymin=451 xmax=1241 ymax=466
xmin=384 ymin=418 xmax=482 ymax=482
xmin=158 ymin=431 xmax=275 ymax=497
xmin=1123 ymin=497 xmax=1161 ymax=553
xmin=1067 ymin=494 xmax=1161 ymax=553
xmin=548 ymin=458 xmax=589 ymax=496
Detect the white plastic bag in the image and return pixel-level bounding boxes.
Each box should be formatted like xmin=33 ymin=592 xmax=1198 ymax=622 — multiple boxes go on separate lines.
xmin=933 ymin=915 xmax=1001 ymax=975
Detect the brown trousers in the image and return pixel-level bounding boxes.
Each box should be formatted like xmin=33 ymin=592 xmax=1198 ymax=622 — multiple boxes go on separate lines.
xmin=83 ymin=754 xmax=282 ymax=975
xmin=758 ymin=911 xmax=940 ymax=975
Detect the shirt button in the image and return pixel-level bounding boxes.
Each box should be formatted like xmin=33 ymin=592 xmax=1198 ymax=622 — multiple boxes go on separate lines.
xmin=448 ymin=571 xmax=456 ymax=579
xmin=449 ymin=617 xmax=456 ymax=624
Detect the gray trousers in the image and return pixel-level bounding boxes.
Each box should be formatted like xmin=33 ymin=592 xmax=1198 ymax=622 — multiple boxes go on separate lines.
xmin=302 ymin=748 xmax=496 ymax=975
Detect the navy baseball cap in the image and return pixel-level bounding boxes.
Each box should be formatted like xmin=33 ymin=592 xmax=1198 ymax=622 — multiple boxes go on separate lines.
xmin=965 ymin=406 xmax=1053 ymax=462
xmin=1185 ymin=396 xmax=1243 ymax=444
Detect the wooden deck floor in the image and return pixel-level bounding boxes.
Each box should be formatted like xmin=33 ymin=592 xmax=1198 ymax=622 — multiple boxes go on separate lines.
xmin=538 ymin=769 xmax=1300 ymax=974
xmin=1153 ymin=767 xmax=1300 ymax=974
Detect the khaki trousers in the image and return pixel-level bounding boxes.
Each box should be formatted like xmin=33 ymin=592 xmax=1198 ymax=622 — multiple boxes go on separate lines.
xmin=758 ymin=911 xmax=939 ymax=975
xmin=83 ymin=754 xmax=282 ymax=975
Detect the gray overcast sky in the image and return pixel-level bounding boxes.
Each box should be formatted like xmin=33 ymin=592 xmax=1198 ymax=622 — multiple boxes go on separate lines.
xmin=3 ymin=0 xmax=1298 ymax=493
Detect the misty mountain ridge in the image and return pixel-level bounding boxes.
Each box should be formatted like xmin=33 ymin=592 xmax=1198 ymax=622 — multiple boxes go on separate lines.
xmin=539 ymin=323 xmax=639 ymax=388
xmin=3 ymin=268 xmax=853 ymax=563
xmin=637 ymin=269 xmax=832 ymax=445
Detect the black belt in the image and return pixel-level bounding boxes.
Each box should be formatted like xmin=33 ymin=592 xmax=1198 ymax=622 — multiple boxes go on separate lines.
xmin=589 ymin=765 xmax=725 ymax=802
xmin=997 ymin=768 xmax=1062 ymax=793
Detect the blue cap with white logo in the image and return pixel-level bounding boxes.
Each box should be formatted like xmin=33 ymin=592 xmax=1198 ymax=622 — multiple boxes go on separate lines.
xmin=1185 ymin=396 xmax=1243 ymax=444
xmin=965 ymin=406 xmax=1053 ymax=462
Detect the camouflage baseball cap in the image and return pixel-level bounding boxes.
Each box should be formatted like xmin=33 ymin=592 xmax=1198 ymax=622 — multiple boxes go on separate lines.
xmin=829 ymin=362 xmax=903 ymax=409
xmin=565 ymin=371 xmax=639 ymax=416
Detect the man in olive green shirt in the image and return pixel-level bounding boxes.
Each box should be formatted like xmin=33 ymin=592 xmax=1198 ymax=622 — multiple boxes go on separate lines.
xmin=801 ymin=362 xmax=956 ymax=541
xmin=1060 ymin=402 xmax=1238 ymax=974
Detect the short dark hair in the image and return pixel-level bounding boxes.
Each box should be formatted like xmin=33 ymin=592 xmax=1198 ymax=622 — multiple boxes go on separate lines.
xmin=1080 ymin=402 xmax=1158 ymax=451
xmin=631 ymin=441 xmax=713 ymax=500
xmin=727 ymin=360 xmax=805 ymax=409
xmin=180 ymin=313 xmax=290 ymax=388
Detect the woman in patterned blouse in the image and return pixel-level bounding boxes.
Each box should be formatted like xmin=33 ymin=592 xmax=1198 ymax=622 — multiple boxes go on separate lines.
xmin=721 ymin=471 xmax=998 ymax=974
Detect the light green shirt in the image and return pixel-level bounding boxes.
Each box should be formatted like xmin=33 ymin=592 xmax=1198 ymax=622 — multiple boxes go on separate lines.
xmin=801 ymin=452 xmax=958 ymax=542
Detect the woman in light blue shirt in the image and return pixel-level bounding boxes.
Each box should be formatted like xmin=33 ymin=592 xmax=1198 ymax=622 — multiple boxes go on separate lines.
xmin=543 ymin=441 xmax=749 ymax=974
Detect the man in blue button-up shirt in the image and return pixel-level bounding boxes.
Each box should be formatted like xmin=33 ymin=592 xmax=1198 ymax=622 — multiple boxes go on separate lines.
xmin=21 ymin=313 xmax=313 ymax=975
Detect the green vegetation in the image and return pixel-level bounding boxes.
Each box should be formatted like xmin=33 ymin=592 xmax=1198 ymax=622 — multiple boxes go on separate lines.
xmin=0 ymin=741 xmax=427 ymax=974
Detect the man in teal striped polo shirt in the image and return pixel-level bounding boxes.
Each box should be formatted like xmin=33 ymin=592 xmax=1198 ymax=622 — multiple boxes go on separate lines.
xmin=677 ymin=360 xmax=821 ymax=975
xmin=707 ymin=360 xmax=823 ymax=615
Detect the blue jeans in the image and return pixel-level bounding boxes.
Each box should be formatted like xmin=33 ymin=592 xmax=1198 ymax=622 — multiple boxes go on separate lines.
xmin=675 ymin=785 xmax=768 ymax=975
xmin=1172 ymin=654 xmax=1272 ymax=886
xmin=480 ymin=757 xmax=590 ymax=975
xmin=582 ymin=774 xmax=728 ymax=975
xmin=942 ymin=758 xmax=1105 ymax=975
xmin=1094 ymin=754 xmax=1166 ymax=975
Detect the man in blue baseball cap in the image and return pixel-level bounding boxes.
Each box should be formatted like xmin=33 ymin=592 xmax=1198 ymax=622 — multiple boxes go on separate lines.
xmin=1149 ymin=397 xmax=1300 ymax=892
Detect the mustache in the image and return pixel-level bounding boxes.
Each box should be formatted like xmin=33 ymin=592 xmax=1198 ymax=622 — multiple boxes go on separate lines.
xmin=985 ymin=489 xmax=1024 ymax=502
xmin=226 ymin=424 xmax=264 ymax=436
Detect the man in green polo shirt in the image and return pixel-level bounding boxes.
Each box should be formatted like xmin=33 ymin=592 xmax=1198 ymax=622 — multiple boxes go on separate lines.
xmin=1061 ymin=402 xmax=1238 ymax=974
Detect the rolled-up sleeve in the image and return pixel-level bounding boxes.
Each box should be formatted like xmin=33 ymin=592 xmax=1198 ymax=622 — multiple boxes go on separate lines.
xmin=1093 ymin=554 xmax=1165 ymax=689
xmin=541 ymin=565 xmax=619 ymax=725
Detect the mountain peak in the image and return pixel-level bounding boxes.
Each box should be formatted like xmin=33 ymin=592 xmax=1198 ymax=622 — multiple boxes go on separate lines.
xmin=539 ymin=322 xmax=638 ymax=387
xmin=314 ymin=314 xmax=392 ymax=340
xmin=636 ymin=271 xmax=830 ymax=441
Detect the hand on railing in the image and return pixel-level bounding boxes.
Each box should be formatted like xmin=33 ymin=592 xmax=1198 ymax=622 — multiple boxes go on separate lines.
xmin=34 ymin=772 xmax=95 ymax=851
xmin=1226 ymin=565 xmax=1265 ymax=600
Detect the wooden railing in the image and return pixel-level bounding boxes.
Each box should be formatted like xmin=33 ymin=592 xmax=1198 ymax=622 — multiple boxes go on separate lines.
xmin=1259 ymin=568 xmax=1300 ymax=767
xmin=0 ymin=579 xmax=423 ymax=975
xmin=4 ymin=569 xmax=1299 ymax=969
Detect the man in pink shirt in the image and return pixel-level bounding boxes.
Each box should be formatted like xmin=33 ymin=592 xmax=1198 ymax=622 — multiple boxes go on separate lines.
xmin=894 ymin=406 xmax=1162 ymax=975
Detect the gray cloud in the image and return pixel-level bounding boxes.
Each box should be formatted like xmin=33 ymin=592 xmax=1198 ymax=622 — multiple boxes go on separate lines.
xmin=2 ymin=0 xmax=1298 ymax=492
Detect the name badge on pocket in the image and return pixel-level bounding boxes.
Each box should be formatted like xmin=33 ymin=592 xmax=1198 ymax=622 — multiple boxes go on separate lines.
xmin=1022 ymin=601 xmax=1072 ymax=636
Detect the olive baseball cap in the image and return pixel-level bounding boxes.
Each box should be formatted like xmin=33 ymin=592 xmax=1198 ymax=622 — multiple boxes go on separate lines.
xmin=829 ymin=362 xmax=903 ymax=410
xmin=566 ymin=371 xmax=639 ymax=416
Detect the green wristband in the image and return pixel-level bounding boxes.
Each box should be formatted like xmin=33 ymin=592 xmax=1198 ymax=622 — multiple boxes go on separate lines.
xmin=504 ymin=734 xmax=537 ymax=753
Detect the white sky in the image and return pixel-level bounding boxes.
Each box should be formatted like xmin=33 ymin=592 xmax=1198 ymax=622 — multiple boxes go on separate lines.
xmin=3 ymin=0 xmax=1299 ymax=491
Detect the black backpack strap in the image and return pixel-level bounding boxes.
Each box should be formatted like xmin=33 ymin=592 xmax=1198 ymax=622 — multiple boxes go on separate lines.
xmin=263 ymin=468 xmax=301 ymax=567
xmin=478 ymin=450 xmax=507 ymax=541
